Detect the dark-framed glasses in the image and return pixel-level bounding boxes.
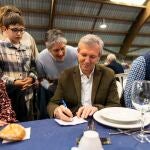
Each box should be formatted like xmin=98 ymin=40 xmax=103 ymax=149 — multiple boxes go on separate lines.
xmin=8 ymin=27 xmax=25 ymax=33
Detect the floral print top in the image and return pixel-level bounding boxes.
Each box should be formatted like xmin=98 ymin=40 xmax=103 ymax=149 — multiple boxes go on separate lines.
xmin=0 ymin=80 xmax=16 ymax=122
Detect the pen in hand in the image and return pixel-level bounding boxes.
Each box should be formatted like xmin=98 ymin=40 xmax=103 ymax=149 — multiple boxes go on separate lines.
xmin=60 ymin=99 xmax=73 ymax=121
xmin=61 ymin=99 xmax=67 ymax=108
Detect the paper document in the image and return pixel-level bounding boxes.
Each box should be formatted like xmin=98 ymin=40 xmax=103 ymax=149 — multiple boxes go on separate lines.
xmin=2 ymin=127 xmax=31 ymax=144
xmin=55 ymin=116 xmax=87 ymax=126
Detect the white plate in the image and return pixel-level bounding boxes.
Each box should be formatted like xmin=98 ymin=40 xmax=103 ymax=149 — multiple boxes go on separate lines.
xmin=93 ymin=108 xmax=150 ymax=129
xmin=100 ymin=107 xmax=140 ymax=124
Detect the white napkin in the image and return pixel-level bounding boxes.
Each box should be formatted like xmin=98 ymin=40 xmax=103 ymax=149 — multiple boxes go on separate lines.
xmin=2 ymin=127 xmax=31 ymax=144
xmin=55 ymin=116 xmax=87 ymax=126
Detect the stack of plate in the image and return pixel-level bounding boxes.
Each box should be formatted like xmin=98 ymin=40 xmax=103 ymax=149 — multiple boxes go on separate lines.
xmin=93 ymin=107 xmax=150 ymax=129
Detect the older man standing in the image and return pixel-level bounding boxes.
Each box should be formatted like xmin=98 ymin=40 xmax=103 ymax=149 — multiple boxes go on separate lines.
xmin=47 ymin=34 xmax=120 ymax=121
xmin=36 ymin=29 xmax=78 ymax=118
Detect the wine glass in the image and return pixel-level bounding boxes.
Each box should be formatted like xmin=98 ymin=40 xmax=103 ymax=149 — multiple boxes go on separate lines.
xmin=131 ymin=80 xmax=150 ymax=143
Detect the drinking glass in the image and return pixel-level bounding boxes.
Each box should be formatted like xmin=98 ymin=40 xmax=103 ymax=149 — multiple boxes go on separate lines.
xmin=131 ymin=80 xmax=150 ymax=143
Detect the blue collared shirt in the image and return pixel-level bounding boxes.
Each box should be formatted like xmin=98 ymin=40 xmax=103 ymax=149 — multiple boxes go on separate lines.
xmin=124 ymin=56 xmax=146 ymax=107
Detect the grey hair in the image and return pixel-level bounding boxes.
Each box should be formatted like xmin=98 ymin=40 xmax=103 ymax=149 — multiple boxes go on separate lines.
xmin=45 ymin=29 xmax=67 ymax=49
xmin=78 ymin=34 xmax=104 ymax=55
xmin=107 ymin=54 xmax=116 ymax=62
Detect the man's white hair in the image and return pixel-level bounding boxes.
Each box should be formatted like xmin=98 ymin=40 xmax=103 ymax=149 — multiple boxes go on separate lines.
xmin=107 ymin=54 xmax=116 ymax=62
xmin=78 ymin=34 xmax=104 ymax=55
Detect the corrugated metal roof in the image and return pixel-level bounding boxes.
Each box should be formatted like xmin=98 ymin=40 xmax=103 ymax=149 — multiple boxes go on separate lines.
xmin=56 ymin=0 xmax=100 ymax=15
xmin=99 ymin=4 xmax=141 ymax=20
xmin=24 ymin=13 xmax=49 ymax=26
xmin=133 ymin=36 xmax=150 ymax=45
xmin=1 ymin=0 xmax=50 ymax=10
xmin=1 ymin=0 xmax=149 ymax=56
xmin=54 ymin=16 xmax=94 ymax=29
xmin=139 ymin=24 xmax=150 ymax=33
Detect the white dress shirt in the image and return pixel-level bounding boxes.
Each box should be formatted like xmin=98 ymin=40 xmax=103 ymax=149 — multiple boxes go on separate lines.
xmin=79 ymin=66 xmax=94 ymax=106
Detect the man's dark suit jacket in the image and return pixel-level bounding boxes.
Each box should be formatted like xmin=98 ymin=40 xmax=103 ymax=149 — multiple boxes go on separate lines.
xmin=47 ymin=64 xmax=120 ymax=117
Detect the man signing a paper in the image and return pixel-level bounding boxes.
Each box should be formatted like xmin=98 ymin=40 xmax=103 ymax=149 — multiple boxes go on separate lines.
xmin=47 ymin=34 xmax=120 ymax=121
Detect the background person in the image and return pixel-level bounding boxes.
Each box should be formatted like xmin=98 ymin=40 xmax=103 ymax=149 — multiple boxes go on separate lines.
xmin=0 ymin=5 xmax=38 ymax=57
xmin=124 ymin=52 xmax=150 ymax=107
xmin=47 ymin=34 xmax=120 ymax=122
xmin=0 ymin=12 xmax=37 ymax=121
xmin=36 ymin=29 xmax=78 ymax=118
xmin=105 ymin=53 xmax=124 ymax=74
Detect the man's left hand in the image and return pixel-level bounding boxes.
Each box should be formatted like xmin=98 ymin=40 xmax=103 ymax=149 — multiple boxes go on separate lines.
xmin=76 ymin=105 xmax=98 ymax=119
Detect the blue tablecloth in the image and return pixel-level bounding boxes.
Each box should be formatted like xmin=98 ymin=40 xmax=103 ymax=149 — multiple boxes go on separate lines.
xmin=0 ymin=119 xmax=149 ymax=150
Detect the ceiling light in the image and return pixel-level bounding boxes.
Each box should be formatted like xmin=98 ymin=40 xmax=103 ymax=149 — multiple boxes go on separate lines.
xmin=99 ymin=19 xmax=107 ymax=29
xmin=110 ymin=0 xmax=146 ymax=6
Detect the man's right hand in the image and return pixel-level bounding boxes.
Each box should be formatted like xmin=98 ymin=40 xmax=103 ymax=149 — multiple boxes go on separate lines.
xmin=54 ymin=105 xmax=73 ymax=122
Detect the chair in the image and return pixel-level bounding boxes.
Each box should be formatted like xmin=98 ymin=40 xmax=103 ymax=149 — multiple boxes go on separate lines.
xmin=116 ymin=81 xmax=123 ymax=99
xmin=115 ymin=73 xmax=128 ymax=89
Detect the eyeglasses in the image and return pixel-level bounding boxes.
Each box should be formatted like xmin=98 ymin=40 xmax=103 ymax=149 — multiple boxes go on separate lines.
xmin=8 ymin=27 xmax=25 ymax=33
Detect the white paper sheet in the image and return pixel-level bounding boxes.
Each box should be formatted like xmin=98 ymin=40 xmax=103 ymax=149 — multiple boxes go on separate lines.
xmin=2 ymin=127 xmax=31 ymax=144
xmin=55 ymin=116 xmax=87 ymax=126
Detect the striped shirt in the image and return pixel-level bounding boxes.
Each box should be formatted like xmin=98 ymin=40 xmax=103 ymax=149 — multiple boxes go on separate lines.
xmin=0 ymin=40 xmax=37 ymax=110
xmin=0 ymin=40 xmax=37 ymax=84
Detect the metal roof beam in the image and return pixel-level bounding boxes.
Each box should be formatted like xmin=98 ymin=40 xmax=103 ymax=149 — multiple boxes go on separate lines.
xmin=119 ymin=1 xmax=150 ymax=56
xmin=49 ymin=0 xmax=57 ymax=28
xmin=55 ymin=12 xmax=132 ymax=23
xmin=90 ymin=3 xmax=103 ymax=33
